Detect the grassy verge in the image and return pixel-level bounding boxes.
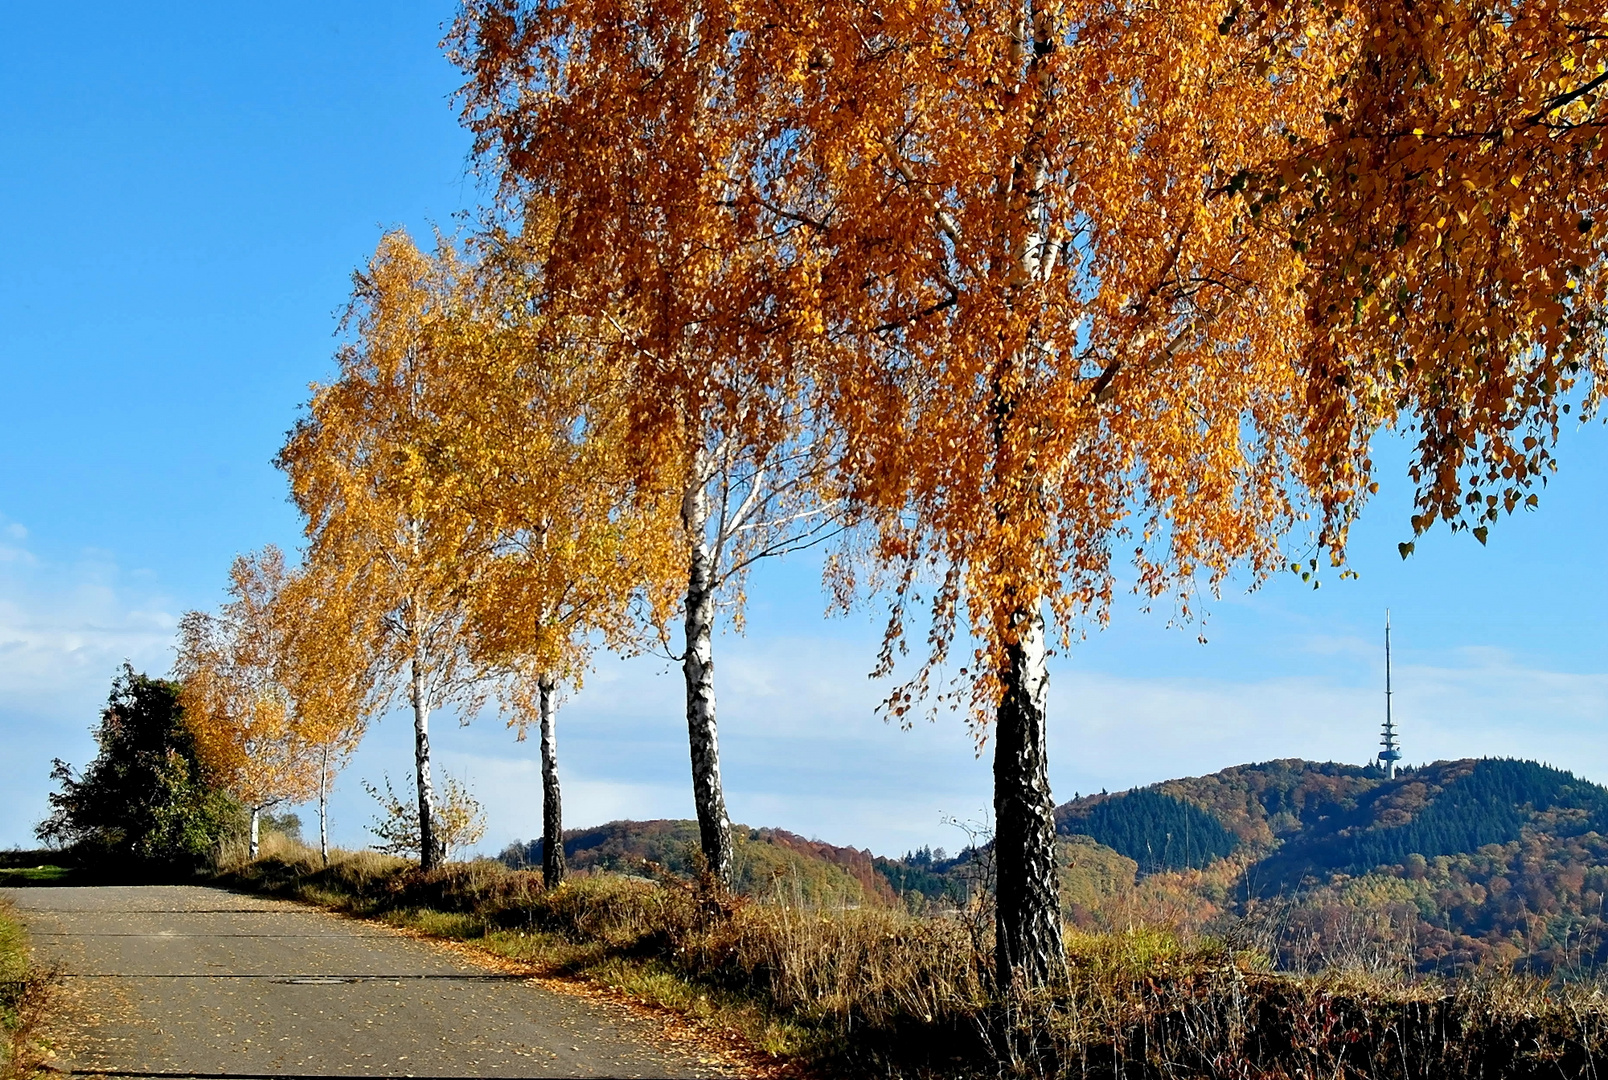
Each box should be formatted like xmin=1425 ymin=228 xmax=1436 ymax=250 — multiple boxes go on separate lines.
xmin=0 ymin=899 xmax=53 ymax=1080
xmin=0 ymin=851 xmax=64 ymax=884
xmin=215 ymin=839 xmax=1608 ymax=1078
xmin=0 ymin=868 xmax=72 ymax=888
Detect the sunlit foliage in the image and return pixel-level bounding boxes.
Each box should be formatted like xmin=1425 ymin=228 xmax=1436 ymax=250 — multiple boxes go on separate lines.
xmin=175 ymin=548 xmax=324 ymax=826
xmin=37 ymin=666 xmax=238 ymax=865
xmin=277 ymin=231 xmax=510 ymax=869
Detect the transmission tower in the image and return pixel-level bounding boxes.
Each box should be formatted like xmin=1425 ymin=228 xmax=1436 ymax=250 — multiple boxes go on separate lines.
xmin=1380 ymin=609 xmax=1402 ymax=779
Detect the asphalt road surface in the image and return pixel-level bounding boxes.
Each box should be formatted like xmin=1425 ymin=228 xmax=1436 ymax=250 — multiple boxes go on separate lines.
xmin=2 ymin=884 xmax=739 ymax=1079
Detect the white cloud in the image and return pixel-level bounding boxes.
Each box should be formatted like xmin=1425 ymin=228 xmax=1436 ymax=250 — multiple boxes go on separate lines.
xmin=0 ymin=548 xmax=177 ymax=708
xmin=0 ymin=523 xmax=181 ymax=847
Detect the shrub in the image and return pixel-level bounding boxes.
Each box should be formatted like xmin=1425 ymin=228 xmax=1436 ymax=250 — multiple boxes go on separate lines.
xmin=36 ymin=665 xmax=240 ymax=869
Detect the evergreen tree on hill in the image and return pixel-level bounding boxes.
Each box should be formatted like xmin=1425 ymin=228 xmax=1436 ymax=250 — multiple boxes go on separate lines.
xmin=1341 ymin=760 xmax=1608 ymax=870
xmin=1061 ymin=788 xmax=1238 ymax=873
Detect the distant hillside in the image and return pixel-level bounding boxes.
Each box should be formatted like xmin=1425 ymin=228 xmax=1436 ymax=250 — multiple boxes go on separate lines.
xmin=1057 ymin=787 xmax=1239 ymax=872
xmin=1153 ymin=758 xmax=1384 ymax=849
xmin=1247 ymin=758 xmax=1608 ymax=890
xmin=501 ymin=820 xmax=893 ymax=906
xmin=502 ymin=755 xmax=1608 ymax=975
xmin=1053 ymin=758 xmax=1389 ymax=855
xmin=1051 ymin=756 xmax=1608 ymax=975
xmin=873 ymin=844 xmax=990 ymax=908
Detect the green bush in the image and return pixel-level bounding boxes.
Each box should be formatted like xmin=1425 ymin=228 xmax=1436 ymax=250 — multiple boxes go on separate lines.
xmin=36 ymin=665 xmax=241 ymax=869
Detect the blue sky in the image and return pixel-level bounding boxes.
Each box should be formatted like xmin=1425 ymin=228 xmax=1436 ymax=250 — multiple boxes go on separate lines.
xmin=2 ymin=2 xmax=1604 ymax=858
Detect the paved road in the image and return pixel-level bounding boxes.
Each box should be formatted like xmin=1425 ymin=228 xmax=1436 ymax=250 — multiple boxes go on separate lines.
xmin=3 ymin=885 xmax=737 ymax=1079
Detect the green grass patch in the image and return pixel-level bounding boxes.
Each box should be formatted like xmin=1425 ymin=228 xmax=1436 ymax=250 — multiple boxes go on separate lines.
xmin=0 ymin=912 xmax=26 ymax=986
xmin=0 ymin=868 xmax=72 ymax=888
xmin=0 ymin=851 xmax=75 ymax=888
xmin=386 ymin=908 xmax=488 ymax=939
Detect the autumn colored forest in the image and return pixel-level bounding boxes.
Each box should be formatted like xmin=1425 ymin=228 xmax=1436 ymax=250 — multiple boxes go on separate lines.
xmin=22 ymin=0 xmax=1608 ymax=1071
xmin=490 ymin=755 xmax=1608 ymax=980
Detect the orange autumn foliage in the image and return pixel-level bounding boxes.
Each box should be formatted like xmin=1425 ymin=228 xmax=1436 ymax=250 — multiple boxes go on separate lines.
xmin=451 ymin=0 xmax=1606 ymax=985
xmin=453 ymin=0 xmax=1606 ymax=712
xmin=175 ymin=547 xmax=323 ymax=814
xmin=1241 ymin=0 xmax=1608 ymax=550
xmin=452 ymin=0 xmax=1348 ymax=718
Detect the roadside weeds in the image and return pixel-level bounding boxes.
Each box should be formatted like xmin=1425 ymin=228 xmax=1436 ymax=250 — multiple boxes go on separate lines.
xmin=0 ymin=898 xmax=55 ymax=1080
xmin=209 ymin=838 xmax=1608 ymax=1079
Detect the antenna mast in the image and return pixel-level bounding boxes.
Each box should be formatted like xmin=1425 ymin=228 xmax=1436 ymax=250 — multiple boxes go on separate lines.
xmin=1380 ymin=609 xmax=1401 ymax=779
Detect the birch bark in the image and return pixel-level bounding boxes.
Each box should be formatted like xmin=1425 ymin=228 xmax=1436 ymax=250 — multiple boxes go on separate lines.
xmin=971 ymin=0 xmax=1070 ymax=994
xmin=249 ymin=806 xmax=261 ymax=859
xmin=681 ymin=459 xmax=733 ymax=885
xmin=983 ymin=0 xmax=1067 ymax=993
xmin=411 ymin=652 xmax=440 ymax=871
xmin=537 ymin=673 xmax=566 ymax=888
xmin=992 ymin=607 xmax=1065 ymax=991
xmin=318 ymin=746 xmax=330 ymax=866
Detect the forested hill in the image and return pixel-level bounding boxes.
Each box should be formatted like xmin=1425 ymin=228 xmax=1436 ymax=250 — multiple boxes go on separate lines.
xmin=501 ymin=757 xmax=1608 ymax=972
xmin=1055 ymin=785 xmax=1241 ymax=873
xmin=1052 ymin=757 xmax=1608 ymax=973
xmin=1054 ymin=757 xmax=1608 ymax=879
xmin=1242 ymin=758 xmax=1608 ymax=890
xmin=501 ymin=820 xmax=895 ymax=906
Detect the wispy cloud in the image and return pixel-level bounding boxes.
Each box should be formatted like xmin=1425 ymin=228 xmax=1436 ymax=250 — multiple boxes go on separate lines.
xmin=0 ymin=536 xmax=177 ymax=709
xmin=0 ymin=518 xmax=181 ymax=845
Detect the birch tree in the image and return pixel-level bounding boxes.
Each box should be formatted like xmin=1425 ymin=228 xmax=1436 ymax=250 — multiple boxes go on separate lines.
xmin=451 ymin=25 xmax=842 ymax=886
xmin=175 ymin=547 xmax=322 ymax=857
xmin=806 ymin=0 xmax=1607 ymax=990
xmin=451 ymin=0 xmax=1606 ymax=992
xmin=677 ymin=421 xmax=843 ymax=883
xmin=277 ymin=232 xmax=500 ymax=872
xmin=452 ymin=0 xmax=1331 ymax=978
xmin=451 ymin=0 xmax=1346 ymax=989
xmin=444 ymin=235 xmax=684 ymax=888
xmin=276 ymin=558 xmax=372 ymax=865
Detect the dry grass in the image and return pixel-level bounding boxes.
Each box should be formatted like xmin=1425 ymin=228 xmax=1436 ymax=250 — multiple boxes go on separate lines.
xmin=215 ymin=842 xmax=1608 ymax=1078
xmin=0 ymin=899 xmax=53 ymax=1080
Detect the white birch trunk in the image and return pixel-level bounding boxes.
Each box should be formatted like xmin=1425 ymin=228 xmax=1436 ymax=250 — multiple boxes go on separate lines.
xmin=411 ymin=652 xmax=440 ymax=871
xmin=681 ymin=462 xmax=733 ymax=886
xmin=318 ymin=747 xmax=330 ymax=867
xmin=988 ymin=0 xmax=1067 ymax=996
xmin=538 ymin=673 xmax=565 ymax=889
xmin=249 ymin=806 xmax=261 ymax=860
